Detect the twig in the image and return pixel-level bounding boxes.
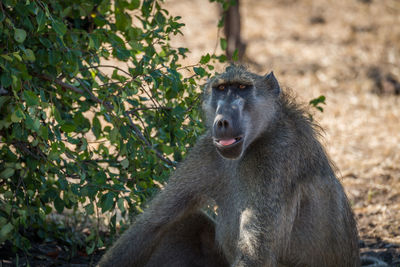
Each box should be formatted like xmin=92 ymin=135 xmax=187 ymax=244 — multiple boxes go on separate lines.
xmin=39 ymin=73 xmax=176 ymax=167
xmin=177 ymin=64 xmax=200 ymax=71
xmin=39 ymin=74 xmax=84 ymax=95
xmin=185 ymin=94 xmax=202 ymax=115
xmin=75 ymin=78 xmax=114 ymax=110
xmin=213 ymin=26 xmax=222 ymax=55
xmin=84 ymin=65 xmax=132 ymax=77
xmin=40 ymin=73 xmax=115 ymax=110
xmin=125 ymin=111 xmax=176 ymax=167
xmin=126 ymin=106 xmax=172 ymax=113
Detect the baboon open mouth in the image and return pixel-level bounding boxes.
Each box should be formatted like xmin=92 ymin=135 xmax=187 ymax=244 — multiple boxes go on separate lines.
xmin=214 ymin=136 xmax=243 ymax=147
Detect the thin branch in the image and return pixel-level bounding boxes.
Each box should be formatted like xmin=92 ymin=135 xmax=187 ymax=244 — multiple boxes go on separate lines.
xmin=126 ymin=106 xmax=172 ymax=113
xmin=140 ymin=84 xmax=163 ymax=110
xmin=13 ymin=141 xmax=44 ymax=161
xmin=38 ymin=73 xmax=176 ymax=167
xmin=213 ymin=26 xmax=222 ymax=55
xmin=84 ymin=65 xmax=132 ymax=77
xmin=130 ymin=109 xmax=152 ymax=142
xmin=40 ymin=73 xmax=115 ymax=110
xmin=75 ymin=77 xmax=114 ymax=110
xmin=177 ymin=64 xmax=200 ymax=71
xmin=184 ymin=94 xmax=202 ymax=120
xmin=125 ymin=111 xmax=176 ymax=167
xmin=39 ymin=74 xmax=84 ymax=95
xmin=99 ymin=79 xmax=132 ymax=88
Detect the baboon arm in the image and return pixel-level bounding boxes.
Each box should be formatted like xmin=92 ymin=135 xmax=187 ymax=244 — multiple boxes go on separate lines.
xmin=233 ymin=220 xmax=284 ymax=267
xmin=233 ymin=191 xmax=298 ymax=267
xmin=98 ymin=134 xmax=220 ymax=267
xmin=233 ymin=220 xmax=279 ymax=266
xmin=99 ymin=191 xmax=202 ymax=267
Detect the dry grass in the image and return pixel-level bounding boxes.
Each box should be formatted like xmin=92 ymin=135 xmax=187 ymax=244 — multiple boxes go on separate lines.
xmin=164 ymin=0 xmax=400 ymax=244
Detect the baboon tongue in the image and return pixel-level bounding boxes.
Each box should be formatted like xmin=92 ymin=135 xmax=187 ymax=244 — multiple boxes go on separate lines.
xmin=219 ymin=138 xmax=236 ymax=146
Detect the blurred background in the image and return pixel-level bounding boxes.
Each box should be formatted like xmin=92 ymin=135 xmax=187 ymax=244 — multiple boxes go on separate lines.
xmin=164 ymin=0 xmax=400 ymax=259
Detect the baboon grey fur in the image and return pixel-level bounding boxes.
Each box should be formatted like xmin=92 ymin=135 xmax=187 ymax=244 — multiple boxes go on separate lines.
xmin=99 ymin=65 xmax=360 ymax=267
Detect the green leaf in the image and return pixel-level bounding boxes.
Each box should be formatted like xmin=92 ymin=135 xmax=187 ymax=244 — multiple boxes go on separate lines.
xmin=11 ymin=108 xmax=24 ymax=123
xmin=162 ymin=145 xmax=174 ymax=155
xmin=141 ymin=0 xmax=153 ymax=17
xmin=193 ymin=67 xmax=207 ymax=77
xmin=200 ymin=54 xmax=211 ymax=64
xmin=220 ymin=38 xmax=227 ymax=51
xmin=121 ymin=158 xmax=129 ymax=169
xmin=86 ymin=241 xmax=95 ymax=255
xmin=155 ymin=12 xmax=166 ymax=25
xmin=117 ymin=198 xmax=125 ymax=212
xmin=109 ymin=127 xmax=119 ymax=143
xmin=101 ymin=192 xmax=114 ymax=212
xmin=0 ymin=96 xmax=10 ymax=108
xmin=128 ymin=0 xmax=140 ymax=10
xmin=23 ymin=90 xmax=39 ymax=106
xmin=14 ymin=28 xmax=27 ymax=43
xmin=11 ymin=75 xmax=22 ymax=91
xmin=24 ymin=49 xmax=35 ymax=62
xmin=85 ymin=203 xmax=94 ymax=215
xmin=232 ymin=49 xmax=239 ymax=62
xmin=52 ymin=20 xmax=67 ymax=36
xmin=1 ymin=54 xmax=13 ymax=61
xmin=0 ymin=223 xmax=13 ymax=243
xmin=53 ymin=106 xmax=62 ymax=123
xmin=40 ymin=125 xmax=49 ymax=139
xmin=54 ymin=197 xmax=65 ymax=213
xmin=1 ymin=73 xmax=12 ymax=88
xmin=129 ymin=0 xmax=141 ymax=9
xmin=92 ymin=117 xmax=101 ymax=138
xmin=309 ymin=95 xmax=326 ymax=113
xmin=36 ymin=10 xmax=46 ymax=32
xmin=25 ymin=115 xmax=40 ymax=132
xmin=0 ymin=168 xmax=15 ymax=179
xmin=115 ymin=11 xmax=131 ymax=31
xmin=61 ymin=123 xmax=76 ymax=133
xmin=12 ymin=52 xmax=22 ymax=62
xmin=95 ymin=172 xmax=107 ymax=185
xmin=115 ymin=48 xmax=130 ymax=61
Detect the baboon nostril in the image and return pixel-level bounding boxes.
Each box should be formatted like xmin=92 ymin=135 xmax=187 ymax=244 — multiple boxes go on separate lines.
xmin=216 ymin=119 xmax=229 ymax=129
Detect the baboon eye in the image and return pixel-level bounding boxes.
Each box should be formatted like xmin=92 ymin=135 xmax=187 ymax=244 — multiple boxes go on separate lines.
xmin=218 ymin=85 xmax=225 ymax=91
xmin=239 ymin=84 xmax=246 ymax=89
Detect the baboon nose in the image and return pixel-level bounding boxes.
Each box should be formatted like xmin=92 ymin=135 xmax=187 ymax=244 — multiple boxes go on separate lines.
xmin=216 ymin=118 xmax=230 ymax=129
xmin=214 ymin=115 xmax=234 ymax=137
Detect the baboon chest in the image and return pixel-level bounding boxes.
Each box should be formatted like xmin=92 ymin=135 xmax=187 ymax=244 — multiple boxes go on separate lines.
xmin=215 ymin=199 xmax=241 ymax=262
xmin=214 ymin=176 xmax=264 ymax=263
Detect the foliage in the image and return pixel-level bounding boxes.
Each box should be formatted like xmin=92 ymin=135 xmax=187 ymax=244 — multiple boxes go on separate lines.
xmin=0 ymin=0 xmax=324 ymax=259
xmin=309 ymin=95 xmax=326 ymax=112
xmin=0 ymin=0 xmax=223 ymax=255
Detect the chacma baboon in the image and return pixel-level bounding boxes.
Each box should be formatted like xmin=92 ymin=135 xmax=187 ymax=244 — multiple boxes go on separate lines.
xmin=99 ymin=65 xmax=360 ymax=267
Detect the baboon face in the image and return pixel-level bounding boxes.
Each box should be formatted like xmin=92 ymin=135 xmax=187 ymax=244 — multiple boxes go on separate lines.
xmin=203 ymin=66 xmax=281 ymax=159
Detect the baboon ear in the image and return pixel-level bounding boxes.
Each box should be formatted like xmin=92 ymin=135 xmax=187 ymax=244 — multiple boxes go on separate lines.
xmin=264 ymin=72 xmax=281 ymax=95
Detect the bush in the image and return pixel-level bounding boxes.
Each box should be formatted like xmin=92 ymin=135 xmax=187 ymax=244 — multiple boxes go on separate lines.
xmin=0 ymin=0 xmax=221 ymax=254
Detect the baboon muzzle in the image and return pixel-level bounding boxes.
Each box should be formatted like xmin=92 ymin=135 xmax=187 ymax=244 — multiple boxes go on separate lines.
xmin=212 ymin=109 xmax=244 ymax=159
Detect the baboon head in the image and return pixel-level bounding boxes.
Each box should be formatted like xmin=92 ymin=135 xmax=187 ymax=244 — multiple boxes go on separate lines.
xmin=203 ymin=65 xmax=281 ymax=159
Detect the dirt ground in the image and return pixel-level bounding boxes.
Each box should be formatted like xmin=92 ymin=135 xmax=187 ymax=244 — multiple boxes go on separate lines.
xmin=163 ymin=0 xmax=400 ymax=265
xmin=1 ymin=0 xmax=399 ymax=266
